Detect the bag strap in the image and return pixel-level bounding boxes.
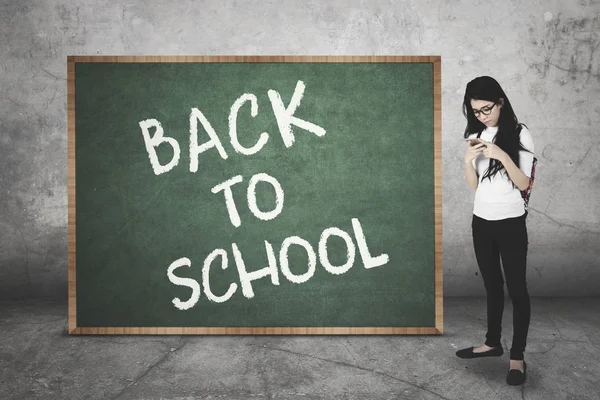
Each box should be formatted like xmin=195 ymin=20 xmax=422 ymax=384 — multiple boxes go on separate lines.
xmin=521 ymin=157 xmax=538 ymax=216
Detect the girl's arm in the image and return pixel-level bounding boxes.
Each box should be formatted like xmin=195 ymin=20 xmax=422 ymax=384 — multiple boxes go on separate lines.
xmin=464 ymin=143 xmax=484 ymax=190
xmin=479 ymin=140 xmax=531 ymax=191
xmin=464 ymin=159 xmax=479 ymax=190
xmin=499 ymin=153 xmax=530 ymax=191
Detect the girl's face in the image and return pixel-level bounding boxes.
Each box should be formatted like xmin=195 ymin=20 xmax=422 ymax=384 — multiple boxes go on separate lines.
xmin=470 ymin=99 xmax=502 ymax=127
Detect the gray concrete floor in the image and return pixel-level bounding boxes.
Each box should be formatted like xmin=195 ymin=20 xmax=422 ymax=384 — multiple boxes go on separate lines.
xmin=1 ymin=298 xmax=599 ymax=400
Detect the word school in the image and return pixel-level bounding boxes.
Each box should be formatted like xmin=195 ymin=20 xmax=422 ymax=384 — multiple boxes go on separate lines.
xmin=167 ymin=218 xmax=389 ymax=310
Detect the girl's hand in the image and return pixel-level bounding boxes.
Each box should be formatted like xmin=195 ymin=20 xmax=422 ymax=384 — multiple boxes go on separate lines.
xmin=464 ymin=142 xmax=486 ymax=163
xmin=479 ymin=140 xmax=507 ymax=162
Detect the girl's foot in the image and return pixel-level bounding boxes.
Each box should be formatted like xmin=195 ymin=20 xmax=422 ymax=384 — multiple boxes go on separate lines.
xmin=456 ymin=344 xmax=503 ymax=358
xmin=507 ymin=360 xmax=527 ymax=385
xmin=509 ymin=359 xmax=524 ymax=372
xmin=473 ymin=344 xmax=495 ymax=353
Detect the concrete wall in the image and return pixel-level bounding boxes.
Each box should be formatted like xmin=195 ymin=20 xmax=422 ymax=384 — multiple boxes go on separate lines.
xmin=1 ymin=0 xmax=598 ymax=299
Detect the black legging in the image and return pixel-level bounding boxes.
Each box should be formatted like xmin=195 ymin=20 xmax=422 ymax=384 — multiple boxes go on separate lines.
xmin=472 ymin=213 xmax=531 ymax=360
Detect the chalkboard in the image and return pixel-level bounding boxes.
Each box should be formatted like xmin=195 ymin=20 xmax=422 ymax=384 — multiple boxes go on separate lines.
xmin=67 ymin=56 xmax=442 ymax=335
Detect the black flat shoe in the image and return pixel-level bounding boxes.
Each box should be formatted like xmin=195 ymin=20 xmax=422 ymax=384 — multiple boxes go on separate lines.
xmin=456 ymin=346 xmax=504 ymax=359
xmin=506 ymin=361 xmax=527 ymax=386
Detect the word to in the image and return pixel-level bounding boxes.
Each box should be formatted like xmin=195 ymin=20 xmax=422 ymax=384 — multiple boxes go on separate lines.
xmin=210 ymin=172 xmax=283 ymax=228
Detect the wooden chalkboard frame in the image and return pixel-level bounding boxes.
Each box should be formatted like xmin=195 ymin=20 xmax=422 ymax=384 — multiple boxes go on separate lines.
xmin=67 ymin=55 xmax=442 ymax=335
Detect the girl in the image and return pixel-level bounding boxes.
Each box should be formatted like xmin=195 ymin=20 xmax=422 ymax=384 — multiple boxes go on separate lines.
xmin=455 ymin=76 xmax=535 ymax=386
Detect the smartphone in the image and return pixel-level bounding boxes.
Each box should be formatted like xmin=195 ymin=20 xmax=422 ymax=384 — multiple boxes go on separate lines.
xmin=466 ymin=138 xmax=483 ymax=146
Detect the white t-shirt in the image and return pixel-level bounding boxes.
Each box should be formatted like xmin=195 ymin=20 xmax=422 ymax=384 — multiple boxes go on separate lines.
xmin=468 ymin=125 xmax=535 ymax=221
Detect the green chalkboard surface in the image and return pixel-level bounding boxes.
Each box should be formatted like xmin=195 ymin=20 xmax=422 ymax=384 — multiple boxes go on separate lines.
xmin=68 ymin=56 xmax=442 ymax=335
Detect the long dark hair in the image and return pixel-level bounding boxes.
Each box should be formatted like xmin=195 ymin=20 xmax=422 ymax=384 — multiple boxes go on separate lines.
xmin=462 ymin=76 xmax=530 ymax=181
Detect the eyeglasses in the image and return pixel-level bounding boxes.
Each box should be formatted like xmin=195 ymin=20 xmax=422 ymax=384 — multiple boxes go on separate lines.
xmin=472 ymin=101 xmax=498 ymax=118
